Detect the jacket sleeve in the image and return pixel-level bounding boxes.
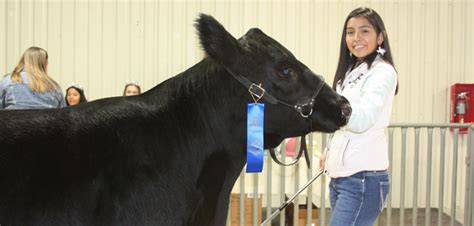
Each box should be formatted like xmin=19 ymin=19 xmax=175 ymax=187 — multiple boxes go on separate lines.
xmin=343 ymin=65 xmax=397 ymax=133
xmin=57 ymin=90 xmax=67 ymax=108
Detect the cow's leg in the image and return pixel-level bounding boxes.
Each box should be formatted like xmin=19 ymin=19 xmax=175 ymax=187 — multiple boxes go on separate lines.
xmin=209 ymin=190 xmax=232 ymax=226
xmin=189 ymin=151 xmax=242 ymax=226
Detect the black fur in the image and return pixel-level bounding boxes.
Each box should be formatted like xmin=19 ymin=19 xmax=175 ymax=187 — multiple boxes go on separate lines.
xmin=0 ymin=14 xmax=348 ymax=225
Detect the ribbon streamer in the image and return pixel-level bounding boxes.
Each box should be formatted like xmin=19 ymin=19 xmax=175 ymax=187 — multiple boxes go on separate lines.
xmin=246 ymin=103 xmax=265 ymax=173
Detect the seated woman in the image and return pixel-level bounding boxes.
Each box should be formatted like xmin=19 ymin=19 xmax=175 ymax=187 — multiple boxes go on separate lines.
xmin=123 ymin=80 xmax=141 ymax=96
xmin=65 ymin=84 xmax=87 ymax=106
xmin=0 ymin=46 xmax=65 ymax=109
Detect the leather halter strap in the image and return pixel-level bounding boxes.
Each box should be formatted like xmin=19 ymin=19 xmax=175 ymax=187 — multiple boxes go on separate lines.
xmin=222 ymin=66 xmax=323 ymax=168
xmin=222 ymin=66 xmax=325 ymax=118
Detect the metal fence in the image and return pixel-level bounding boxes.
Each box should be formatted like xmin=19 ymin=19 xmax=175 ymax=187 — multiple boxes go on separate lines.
xmin=227 ymin=123 xmax=474 ymax=226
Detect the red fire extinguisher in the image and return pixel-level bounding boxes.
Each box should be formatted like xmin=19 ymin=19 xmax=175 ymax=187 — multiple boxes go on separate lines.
xmin=454 ymin=92 xmax=469 ymax=123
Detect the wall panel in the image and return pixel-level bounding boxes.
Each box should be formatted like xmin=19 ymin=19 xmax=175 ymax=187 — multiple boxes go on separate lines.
xmin=46 ymin=1 xmax=61 ymax=85
xmin=5 ymin=1 xmax=20 ymax=70
xmin=19 ymin=0 xmax=33 ymax=47
xmin=60 ymin=1 xmax=76 ymax=87
xmin=74 ymin=0 xmax=89 ymax=92
xmin=87 ymin=0 xmax=103 ymax=98
xmin=0 ymin=0 xmax=6 ymax=73
xmin=101 ymin=0 xmax=117 ymax=95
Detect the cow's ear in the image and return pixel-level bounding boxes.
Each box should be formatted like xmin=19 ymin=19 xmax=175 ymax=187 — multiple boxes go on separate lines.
xmin=196 ymin=14 xmax=242 ymax=65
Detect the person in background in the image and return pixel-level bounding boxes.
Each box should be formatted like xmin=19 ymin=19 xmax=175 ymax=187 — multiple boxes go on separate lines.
xmin=123 ymin=80 xmax=141 ymax=96
xmin=65 ymin=84 xmax=87 ymax=106
xmin=320 ymin=7 xmax=398 ymax=226
xmin=0 ymin=46 xmax=65 ymax=109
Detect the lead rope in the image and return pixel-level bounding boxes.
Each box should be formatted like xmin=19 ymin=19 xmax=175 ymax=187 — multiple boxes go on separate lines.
xmin=268 ymin=116 xmax=314 ymax=168
xmin=261 ymin=169 xmax=324 ymax=225
xmin=268 ymin=135 xmax=310 ymax=168
xmin=262 ymin=119 xmax=319 ymax=225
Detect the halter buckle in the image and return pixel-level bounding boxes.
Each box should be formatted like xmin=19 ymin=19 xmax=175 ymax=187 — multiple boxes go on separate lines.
xmin=248 ymin=83 xmax=265 ymax=103
xmin=299 ymin=108 xmax=313 ymax=118
xmin=295 ymin=100 xmax=315 ymax=118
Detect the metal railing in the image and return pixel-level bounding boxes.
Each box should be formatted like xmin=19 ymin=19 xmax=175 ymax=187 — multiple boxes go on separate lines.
xmin=227 ymin=123 xmax=474 ymax=226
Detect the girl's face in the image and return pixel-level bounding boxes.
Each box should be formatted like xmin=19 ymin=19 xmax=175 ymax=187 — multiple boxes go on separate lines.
xmin=345 ymin=16 xmax=384 ymax=60
xmin=67 ymin=88 xmax=81 ymax=106
xmin=124 ymin=85 xmax=140 ymax=96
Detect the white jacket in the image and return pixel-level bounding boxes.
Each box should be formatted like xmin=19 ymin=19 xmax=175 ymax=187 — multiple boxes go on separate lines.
xmin=325 ymin=55 xmax=398 ymax=178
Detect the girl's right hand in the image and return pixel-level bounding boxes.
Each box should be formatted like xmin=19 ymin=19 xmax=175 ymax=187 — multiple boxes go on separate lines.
xmin=319 ymin=151 xmax=326 ymax=171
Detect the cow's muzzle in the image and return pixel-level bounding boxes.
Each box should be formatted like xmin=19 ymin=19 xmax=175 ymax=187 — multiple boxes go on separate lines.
xmin=340 ymin=96 xmax=352 ymax=125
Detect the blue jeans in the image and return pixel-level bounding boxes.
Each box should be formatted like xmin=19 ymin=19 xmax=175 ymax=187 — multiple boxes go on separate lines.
xmin=329 ymin=171 xmax=390 ymax=226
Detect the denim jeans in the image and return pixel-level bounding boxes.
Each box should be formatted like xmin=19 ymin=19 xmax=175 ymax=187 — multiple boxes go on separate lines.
xmin=329 ymin=170 xmax=390 ymax=226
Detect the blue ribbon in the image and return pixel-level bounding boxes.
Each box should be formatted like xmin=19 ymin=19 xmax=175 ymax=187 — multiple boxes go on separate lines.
xmin=246 ymin=103 xmax=264 ymax=173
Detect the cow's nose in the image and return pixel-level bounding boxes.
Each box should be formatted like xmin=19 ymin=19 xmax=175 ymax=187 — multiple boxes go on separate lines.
xmin=341 ymin=104 xmax=352 ymax=122
xmin=339 ymin=96 xmax=352 ymax=125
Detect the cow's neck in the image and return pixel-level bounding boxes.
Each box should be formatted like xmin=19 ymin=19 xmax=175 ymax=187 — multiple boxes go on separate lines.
xmin=147 ymin=59 xmax=253 ymax=224
xmin=143 ymin=58 xmax=250 ymax=209
xmin=146 ymin=58 xmax=249 ymax=152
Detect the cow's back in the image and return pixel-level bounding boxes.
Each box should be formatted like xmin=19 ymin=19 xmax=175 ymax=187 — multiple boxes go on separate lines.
xmin=0 ymin=95 xmax=210 ymax=225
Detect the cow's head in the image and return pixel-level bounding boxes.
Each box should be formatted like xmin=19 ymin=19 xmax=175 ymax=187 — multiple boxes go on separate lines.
xmin=196 ymin=14 xmax=351 ymax=148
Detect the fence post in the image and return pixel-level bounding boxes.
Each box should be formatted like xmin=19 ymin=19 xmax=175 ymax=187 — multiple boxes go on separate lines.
xmin=466 ymin=124 xmax=474 ymax=226
xmin=266 ymin=154 xmax=272 ymax=222
xmin=426 ymin=128 xmax=434 ymax=226
xmin=306 ymin=134 xmax=313 ymax=226
xmin=253 ymin=174 xmax=259 ymax=226
xmin=450 ymin=129 xmax=459 ymax=226
xmin=400 ymin=127 xmax=407 ymax=226
xmin=438 ymin=128 xmax=446 ymax=226
xmin=279 ymin=144 xmax=286 ymax=226
xmin=388 ymin=127 xmax=394 ymax=226
xmin=240 ymin=170 xmax=245 ymax=226
xmin=413 ymin=128 xmax=420 ymax=226
xmin=319 ymin=133 xmax=327 ymax=226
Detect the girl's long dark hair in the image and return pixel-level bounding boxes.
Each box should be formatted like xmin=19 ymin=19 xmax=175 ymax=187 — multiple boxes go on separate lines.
xmin=333 ymin=7 xmax=398 ymax=94
xmin=65 ymin=86 xmax=88 ymax=106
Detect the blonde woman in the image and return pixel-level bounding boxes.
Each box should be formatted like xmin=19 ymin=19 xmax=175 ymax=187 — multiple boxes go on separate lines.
xmin=0 ymin=46 xmax=65 ymax=109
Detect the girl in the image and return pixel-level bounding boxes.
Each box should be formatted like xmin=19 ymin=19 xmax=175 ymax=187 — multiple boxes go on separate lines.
xmin=0 ymin=46 xmax=65 ymax=109
xmin=65 ymin=84 xmax=88 ymax=106
xmin=123 ymin=81 xmax=141 ymax=96
xmin=322 ymin=7 xmax=398 ymax=226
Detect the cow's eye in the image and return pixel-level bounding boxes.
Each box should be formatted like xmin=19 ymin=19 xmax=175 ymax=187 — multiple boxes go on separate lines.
xmin=280 ymin=68 xmax=292 ymax=77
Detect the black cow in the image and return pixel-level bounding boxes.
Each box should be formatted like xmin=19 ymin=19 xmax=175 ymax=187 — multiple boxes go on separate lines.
xmin=0 ymin=14 xmax=350 ymax=225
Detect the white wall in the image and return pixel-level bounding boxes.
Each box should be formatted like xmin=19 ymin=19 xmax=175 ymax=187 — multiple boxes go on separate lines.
xmin=1 ymin=0 xmax=472 ymax=122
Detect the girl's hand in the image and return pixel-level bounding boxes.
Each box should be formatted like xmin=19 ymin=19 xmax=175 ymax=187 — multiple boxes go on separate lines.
xmin=319 ymin=151 xmax=326 ymax=171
